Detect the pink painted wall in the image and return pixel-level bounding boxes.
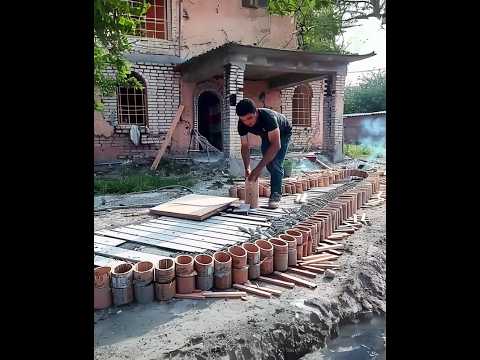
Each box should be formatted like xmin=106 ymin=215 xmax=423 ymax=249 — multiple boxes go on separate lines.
xmin=181 ymin=0 xmax=297 ymax=58
xmin=171 ymin=78 xmax=284 ymax=152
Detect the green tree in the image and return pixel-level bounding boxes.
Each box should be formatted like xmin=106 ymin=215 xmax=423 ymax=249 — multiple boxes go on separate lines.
xmin=94 ymin=0 xmax=149 ymax=109
xmin=344 ymin=70 xmax=385 ymax=113
xmin=267 ymin=0 xmax=386 ymax=52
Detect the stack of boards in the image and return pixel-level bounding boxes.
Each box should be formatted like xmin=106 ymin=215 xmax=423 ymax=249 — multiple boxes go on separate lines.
xmin=149 ymin=194 xmax=239 ymax=221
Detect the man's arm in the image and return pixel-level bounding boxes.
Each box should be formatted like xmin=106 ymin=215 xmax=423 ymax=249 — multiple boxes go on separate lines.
xmin=240 ymin=135 xmax=251 ymax=177
xmin=248 ymin=128 xmax=281 ymax=181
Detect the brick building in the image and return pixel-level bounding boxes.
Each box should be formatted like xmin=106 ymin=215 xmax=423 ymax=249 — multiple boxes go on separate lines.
xmin=94 ymin=0 xmax=374 ymax=165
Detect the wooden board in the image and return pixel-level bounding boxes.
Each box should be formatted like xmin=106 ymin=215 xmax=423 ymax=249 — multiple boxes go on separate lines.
xmin=95 ymin=229 xmax=207 ymax=253
xmin=257 ymin=276 xmax=295 ymax=288
xmin=207 ymin=216 xmax=271 ymax=227
xmin=219 ymin=213 xmax=268 ymax=222
xmin=94 ymin=235 xmax=126 ymax=247
xmin=94 ymin=243 xmax=166 ymax=264
xmin=149 ymin=218 xmax=250 ymax=238
xmin=106 ymin=226 xmax=222 ymax=251
xmin=137 ymin=222 xmax=244 ymax=244
xmin=149 ymin=194 xmax=238 ymax=220
xmin=273 ymin=271 xmax=317 ymax=289
xmin=94 ymin=255 xmax=124 ymax=267
xmin=126 ymin=224 xmax=238 ymax=246
xmin=151 ymin=105 xmax=184 ymax=170
xmin=157 ymin=216 xmax=257 ymax=231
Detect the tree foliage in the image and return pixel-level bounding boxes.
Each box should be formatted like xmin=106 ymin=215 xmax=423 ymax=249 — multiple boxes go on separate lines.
xmin=267 ymin=0 xmax=386 ymax=52
xmin=94 ymin=0 xmax=149 ymax=109
xmin=344 ymin=70 xmax=385 ymax=113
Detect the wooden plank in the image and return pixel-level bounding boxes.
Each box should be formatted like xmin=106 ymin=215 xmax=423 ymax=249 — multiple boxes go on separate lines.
xmin=327 ymin=234 xmax=349 ymax=241
xmin=203 ymin=291 xmax=247 ymax=298
xmin=150 ymin=203 xmax=231 ymax=221
xmin=232 ymin=284 xmax=271 ymax=298
xmin=94 ymin=235 xmax=126 ymax=247
xmin=111 ymin=226 xmax=222 ymax=251
xmin=326 ymin=249 xmax=343 ymax=256
xmin=296 ymin=265 xmax=325 ymax=274
xmin=151 ymin=105 xmax=184 ymax=170
xmin=174 ymin=293 xmax=206 ymax=300
xmin=287 ymin=267 xmax=317 ymax=278
xmin=208 ymin=216 xmax=271 ymax=227
xmin=219 ymin=213 xmax=268 ymax=222
xmin=149 ymin=194 xmax=238 ymax=221
xmin=128 ymin=223 xmax=240 ymax=245
xmin=94 ymin=255 xmax=124 ymax=267
xmin=301 ymin=255 xmax=339 ymax=265
xmin=138 ymin=222 xmax=244 ymax=243
xmin=273 ymin=271 xmax=317 ymax=289
xmin=95 ymin=229 xmax=207 ymax=253
xmin=150 ymin=218 xmax=251 ymax=238
xmin=257 ymin=276 xmax=295 ymax=288
xmin=307 ymin=263 xmax=340 ymax=269
xmin=244 ymin=283 xmax=282 ymax=296
xmin=308 ymin=244 xmax=344 ymax=255
xmin=156 ymin=216 xmax=257 ymax=231
xmin=94 ymin=243 xmax=166 ymax=264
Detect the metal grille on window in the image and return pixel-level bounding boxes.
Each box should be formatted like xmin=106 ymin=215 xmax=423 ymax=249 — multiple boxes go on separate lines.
xmin=117 ymin=73 xmax=147 ymax=125
xmin=131 ymin=0 xmax=167 ymax=39
xmin=292 ymin=84 xmax=312 ymax=126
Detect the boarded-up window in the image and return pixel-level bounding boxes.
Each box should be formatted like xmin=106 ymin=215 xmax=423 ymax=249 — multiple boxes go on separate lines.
xmin=117 ymin=73 xmax=148 ymax=125
xmin=131 ymin=0 xmax=168 ymax=40
xmin=292 ymin=84 xmax=312 ymax=126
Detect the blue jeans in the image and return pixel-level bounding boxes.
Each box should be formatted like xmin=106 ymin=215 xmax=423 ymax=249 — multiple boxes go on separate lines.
xmin=261 ymin=133 xmax=291 ymax=197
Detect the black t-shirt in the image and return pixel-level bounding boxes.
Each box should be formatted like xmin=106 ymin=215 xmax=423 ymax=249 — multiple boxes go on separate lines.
xmin=237 ymin=108 xmax=292 ymax=140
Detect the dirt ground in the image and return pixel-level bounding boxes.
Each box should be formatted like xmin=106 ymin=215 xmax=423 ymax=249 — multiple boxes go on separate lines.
xmin=94 ymin=200 xmax=386 ymax=360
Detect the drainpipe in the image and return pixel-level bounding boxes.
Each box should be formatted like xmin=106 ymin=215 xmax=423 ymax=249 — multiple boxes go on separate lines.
xmin=178 ymin=0 xmax=182 ymax=58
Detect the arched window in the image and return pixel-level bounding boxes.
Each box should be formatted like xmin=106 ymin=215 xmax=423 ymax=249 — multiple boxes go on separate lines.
xmin=117 ymin=73 xmax=147 ymax=125
xmin=292 ymin=84 xmax=312 ymax=126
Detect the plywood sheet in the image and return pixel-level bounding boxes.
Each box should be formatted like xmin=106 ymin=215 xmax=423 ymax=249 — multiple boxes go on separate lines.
xmin=149 ymin=194 xmax=239 ymax=221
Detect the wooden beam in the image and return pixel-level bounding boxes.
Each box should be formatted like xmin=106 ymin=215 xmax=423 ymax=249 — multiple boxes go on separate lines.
xmin=151 ymin=105 xmax=184 ymax=170
xmin=202 ymin=291 xmax=247 ymax=299
xmin=232 ymin=284 xmax=271 ymax=298
xmin=257 ymin=276 xmax=295 ymax=288
xmin=287 ymin=267 xmax=317 ymax=278
xmin=174 ymin=293 xmax=206 ymax=300
xmin=244 ymin=283 xmax=282 ymax=296
xmin=273 ymin=271 xmax=317 ymax=289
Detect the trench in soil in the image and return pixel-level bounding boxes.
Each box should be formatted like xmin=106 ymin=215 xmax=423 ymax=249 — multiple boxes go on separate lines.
xmin=298 ymin=315 xmax=386 ymax=360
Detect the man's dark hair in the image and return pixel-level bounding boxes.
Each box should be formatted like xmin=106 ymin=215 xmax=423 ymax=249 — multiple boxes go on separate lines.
xmin=236 ymin=98 xmax=257 ymax=116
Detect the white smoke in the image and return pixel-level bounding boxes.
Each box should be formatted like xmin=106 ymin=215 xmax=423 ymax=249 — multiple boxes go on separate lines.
xmin=358 ymin=116 xmax=386 ymax=160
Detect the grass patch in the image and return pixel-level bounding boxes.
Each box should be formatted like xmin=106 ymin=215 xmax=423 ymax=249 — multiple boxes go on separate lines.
xmin=343 ymin=144 xmax=373 ymax=158
xmin=94 ymin=174 xmax=197 ymax=195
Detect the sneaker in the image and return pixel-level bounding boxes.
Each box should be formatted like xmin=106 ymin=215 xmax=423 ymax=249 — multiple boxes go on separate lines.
xmin=268 ymin=192 xmax=282 ymax=209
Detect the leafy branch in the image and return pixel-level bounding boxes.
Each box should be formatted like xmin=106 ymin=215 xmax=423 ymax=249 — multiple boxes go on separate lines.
xmin=94 ymin=0 xmax=149 ymax=110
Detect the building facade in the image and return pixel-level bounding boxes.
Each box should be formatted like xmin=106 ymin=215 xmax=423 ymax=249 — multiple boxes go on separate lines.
xmin=94 ymin=0 xmax=373 ymax=164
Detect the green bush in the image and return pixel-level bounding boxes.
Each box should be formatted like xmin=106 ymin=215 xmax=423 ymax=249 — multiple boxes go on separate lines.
xmin=343 ymin=144 xmax=372 ymax=158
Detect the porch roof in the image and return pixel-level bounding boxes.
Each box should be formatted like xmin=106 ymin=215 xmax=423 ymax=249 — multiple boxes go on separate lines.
xmin=175 ymin=42 xmax=375 ymax=88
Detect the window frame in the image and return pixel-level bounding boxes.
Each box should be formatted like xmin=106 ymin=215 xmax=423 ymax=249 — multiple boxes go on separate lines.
xmin=130 ymin=0 xmax=171 ymax=40
xmin=116 ymin=72 xmax=149 ymax=127
xmin=291 ymin=84 xmax=313 ymax=127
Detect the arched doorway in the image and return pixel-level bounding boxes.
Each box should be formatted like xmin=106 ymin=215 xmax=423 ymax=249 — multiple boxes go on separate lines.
xmin=198 ymin=91 xmax=222 ymax=151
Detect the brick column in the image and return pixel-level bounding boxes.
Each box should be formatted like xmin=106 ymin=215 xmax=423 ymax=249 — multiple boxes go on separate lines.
xmin=323 ymin=72 xmax=346 ymax=162
xmin=223 ymin=63 xmax=245 ymax=159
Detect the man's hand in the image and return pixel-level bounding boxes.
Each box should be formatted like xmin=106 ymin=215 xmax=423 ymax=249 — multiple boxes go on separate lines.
xmin=248 ymin=167 xmax=261 ymax=182
xmin=245 ymin=167 xmax=251 ymax=178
